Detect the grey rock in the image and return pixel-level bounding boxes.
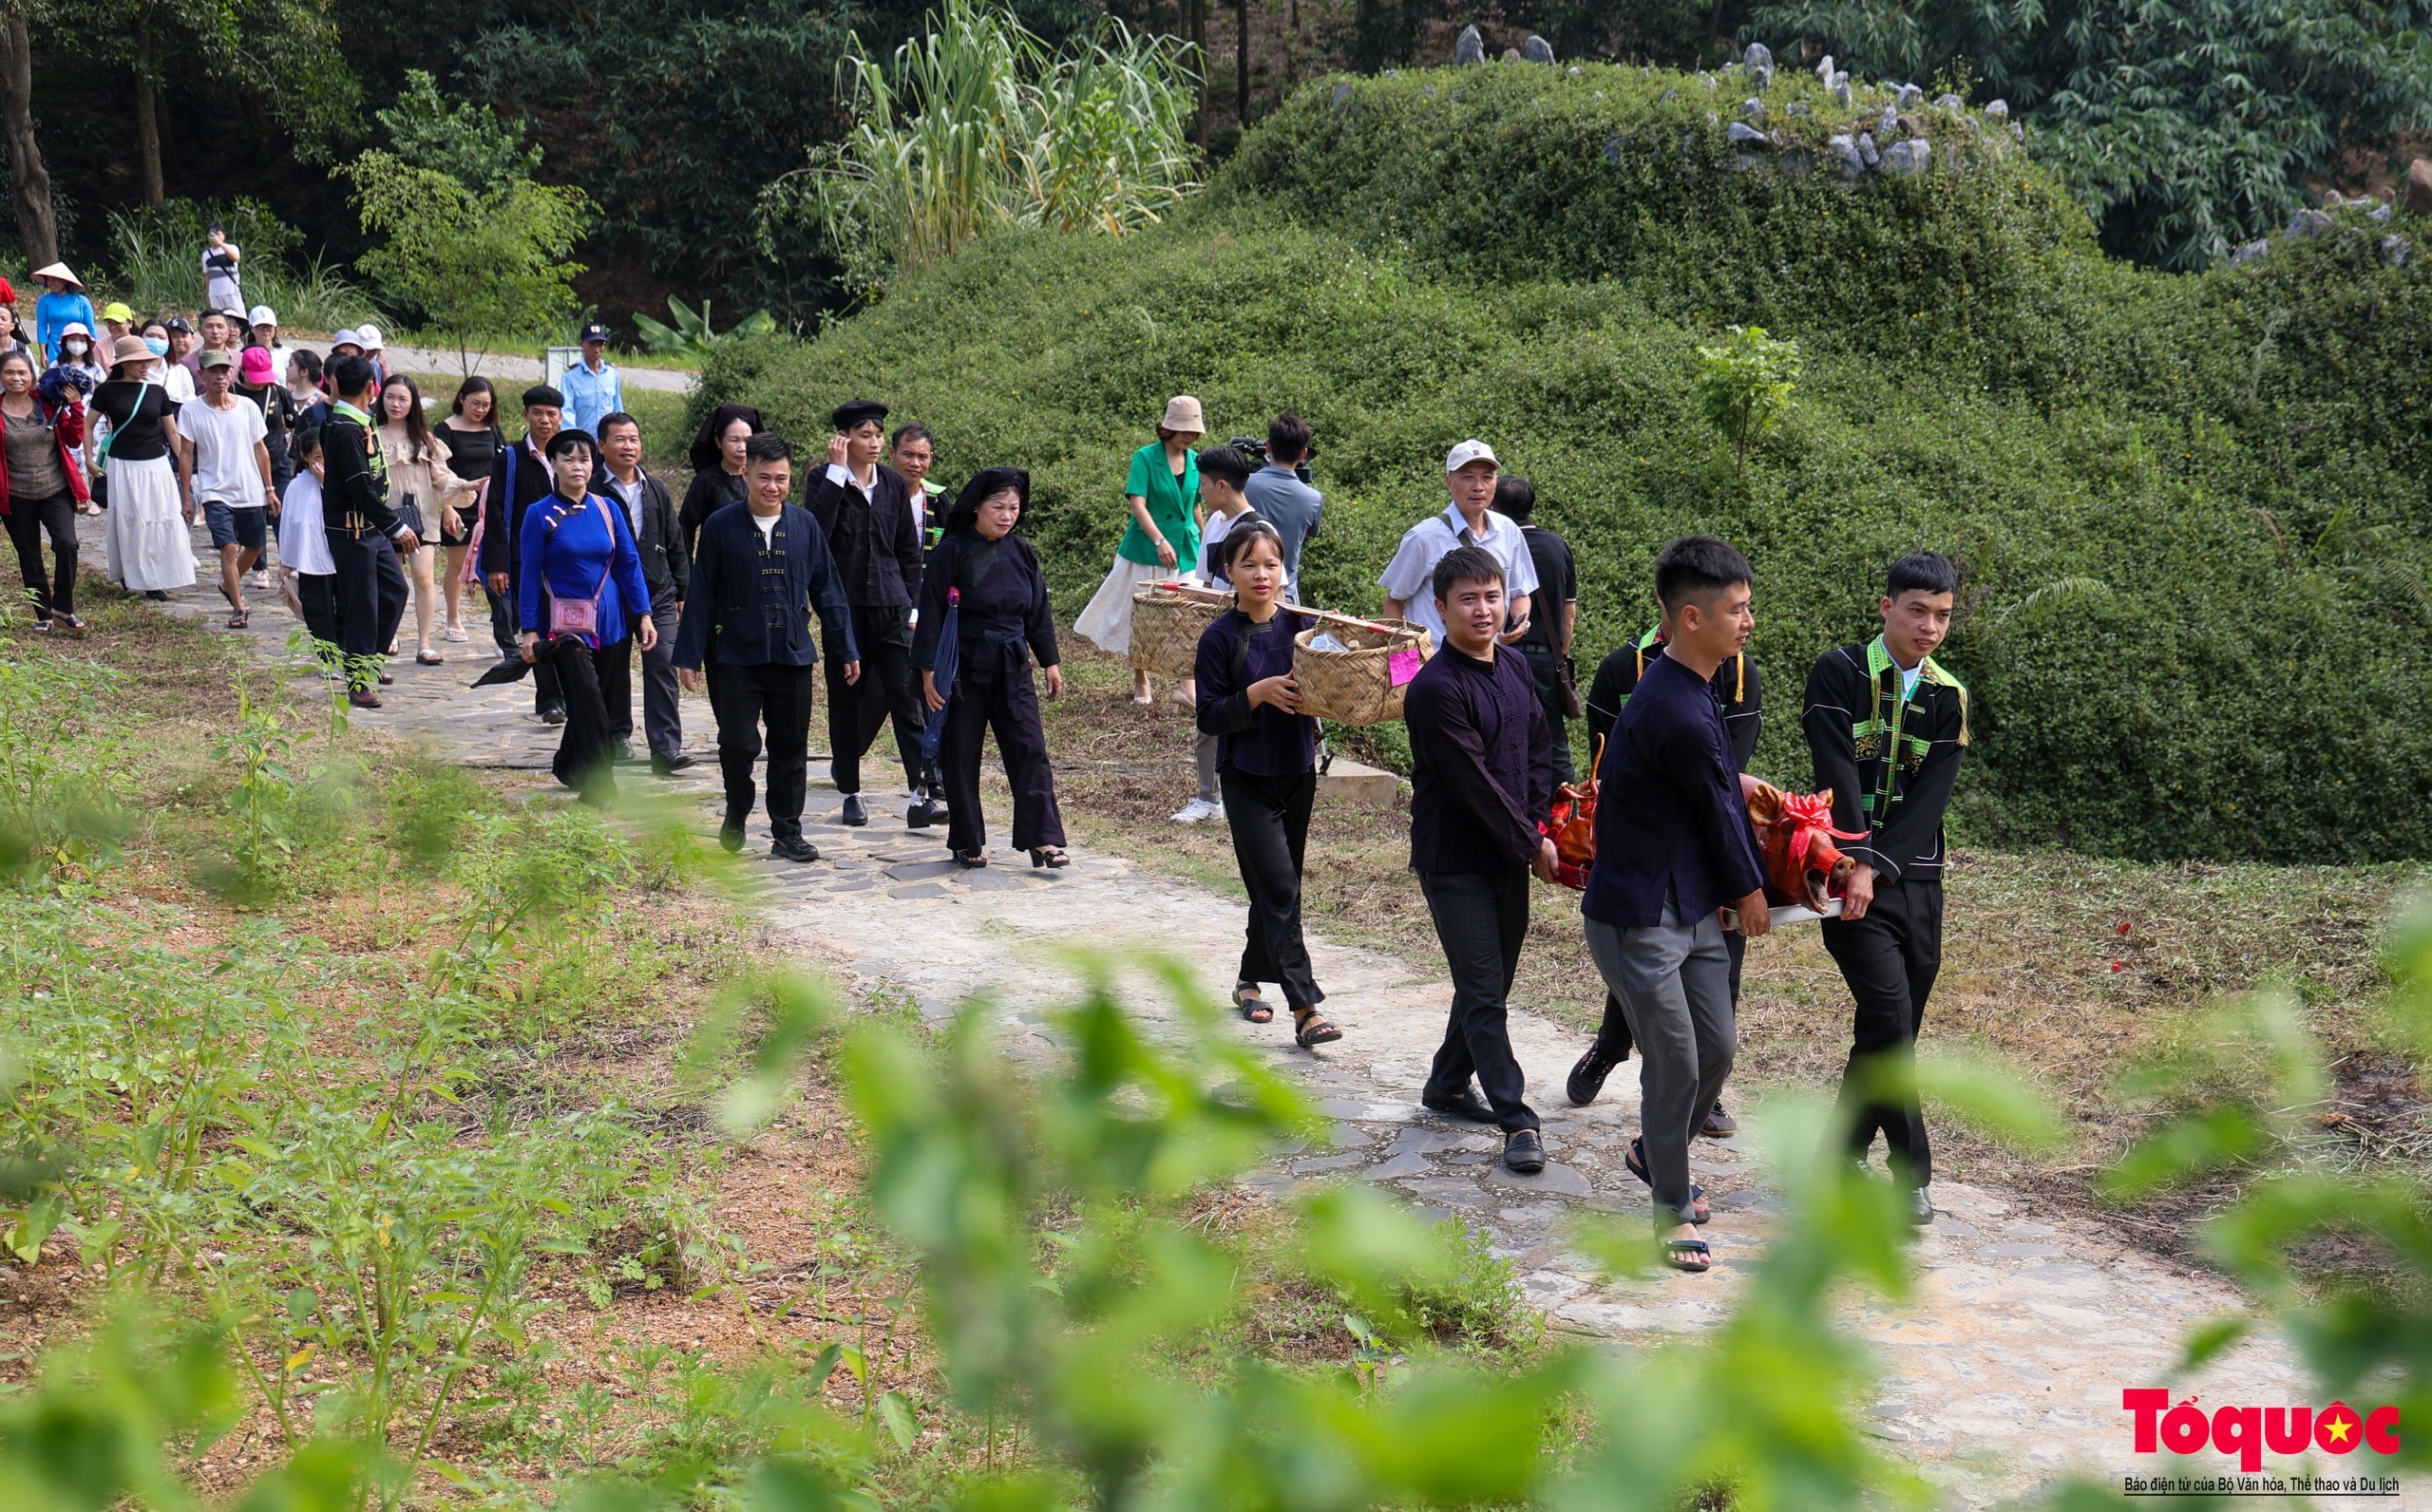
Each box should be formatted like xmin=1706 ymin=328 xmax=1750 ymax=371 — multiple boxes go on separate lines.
xmin=1742 ymin=41 xmax=1772 ymax=70
xmin=1934 ymin=92 xmax=1964 ymax=111
xmin=1401 ymin=1175 xmax=1490 ymax=1209
xmin=1986 ymin=99 xmax=2009 ymax=122
xmin=1815 ymin=52 xmax=1835 ymax=81
xmin=1857 ymin=131 xmax=1881 ymax=167
xmin=1882 ymin=139 xmax=1930 ymax=175
xmin=1779 ymin=150 xmax=1811 ymax=178
xmin=1833 ymin=80 xmax=1853 ymax=109
xmin=1660 ymin=86 xmax=1679 ymax=102
xmin=1524 ymin=33 xmax=1555 ymax=63
xmin=884 ymin=859 xmax=962 ymax=880
xmin=2288 ymin=207 xmax=2334 ymax=238
xmin=1878 ymin=103 xmax=1901 ymax=140
xmin=1732 ymin=153 xmax=1765 ymax=173
xmin=1831 ymin=134 xmax=1865 ymax=180
xmin=2011 ymin=121 xmax=2026 ymax=142
xmin=1384 ymin=1126 xmax=1489 ymax=1157
xmin=1726 ymin=121 xmax=1771 ymax=145
xmin=959 ymin=867 xmax=1029 ymax=891
xmin=1786 ymin=101 xmax=1810 ymax=117
xmin=1290 ymin=1152 xmax=1364 ymax=1172
xmin=1332 ymin=82 xmax=1352 ymax=106
xmin=2370 ymin=201 xmax=2394 ymax=221
xmin=1365 ymin=1151 xmax=1434 ymax=1181
xmin=889 ymin=882 xmax=951 ymax=898
xmin=2383 ymin=234 xmax=2411 ymax=267
xmin=1421 ymin=84 xmax=1435 ymax=98
xmin=1603 ymin=136 xmax=1624 ymax=163
xmin=1980 ymin=1242 xmax=2066 ymax=1259
xmin=2230 ymin=238 xmax=2270 ymax=266
xmin=1501 ymin=47 xmax=1521 ymax=62
xmin=1750 ymin=64 xmax=1774 ymax=91
xmin=1741 ymin=96 xmax=1765 ymax=120
xmin=1485 ymin=1161 xmax=1593 ymax=1199
xmin=1714 ymin=1189 xmax=1781 ymax=1214
xmin=1895 ymin=82 xmax=1923 ymax=109
xmin=1453 ymin=24 xmax=1484 ymax=65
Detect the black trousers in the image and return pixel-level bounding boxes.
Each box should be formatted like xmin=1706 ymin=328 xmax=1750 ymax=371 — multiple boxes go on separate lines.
xmin=1518 ymin=643 xmax=1576 ymax=787
xmin=826 ymin=604 xmax=924 ymax=794
xmin=1821 ymin=878 xmax=1944 ymax=1186
xmin=711 ymin=662 xmax=815 ymax=841
xmin=940 ymin=665 xmax=1065 ymax=856
xmin=487 ymin=577 xmax=562 ymax=717
xmin=1417 ymin=868 xmax=1540 ymax=1134
xmin=1219 ymin=765 xmax=1323 ymax=1011
xmin=1596 ymin=927 xmax=1745 ymax=1061
xmin=7 ymin=488 xmax=77 ymax=618
xmin=612 ymin=602 xmax=682 ymax=761
xmin=325 ymin=527 xmax=408 ymax=690
xmin=542 ymin=634 xmax=626 ymax=806
xmin=296 ymin=572 xmax=341 ymax=661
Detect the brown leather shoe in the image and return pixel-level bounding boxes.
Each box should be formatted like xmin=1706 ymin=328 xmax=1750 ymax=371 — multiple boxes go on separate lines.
xmin=348 ymin=690 xmax=383 ymax=709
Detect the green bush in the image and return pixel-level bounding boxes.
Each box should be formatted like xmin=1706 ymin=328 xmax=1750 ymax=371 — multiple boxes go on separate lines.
xmin=697 ymin=61 xmax=2432 ymax=863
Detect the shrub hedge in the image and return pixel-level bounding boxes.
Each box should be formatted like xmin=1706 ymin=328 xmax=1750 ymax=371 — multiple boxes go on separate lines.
xmin=695 ymin=61 xmax=2432 ymax=862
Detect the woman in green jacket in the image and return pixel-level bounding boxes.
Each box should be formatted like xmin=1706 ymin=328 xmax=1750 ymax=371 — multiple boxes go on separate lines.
xmin=1074 ymin=395 xmax=1204 ymax=705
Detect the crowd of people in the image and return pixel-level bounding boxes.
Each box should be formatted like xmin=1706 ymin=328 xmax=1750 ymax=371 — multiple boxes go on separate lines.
xmin=0 ymin=245 xmax=1967 ymax=1271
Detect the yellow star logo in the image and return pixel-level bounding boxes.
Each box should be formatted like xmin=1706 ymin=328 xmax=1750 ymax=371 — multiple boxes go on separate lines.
xmin=2325 ymin=1416 xmax=2355 ymax=1446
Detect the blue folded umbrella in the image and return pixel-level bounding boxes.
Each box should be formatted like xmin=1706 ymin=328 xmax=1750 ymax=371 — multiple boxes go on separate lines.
xmin=920 ymin=590 xmax=960 ymax=767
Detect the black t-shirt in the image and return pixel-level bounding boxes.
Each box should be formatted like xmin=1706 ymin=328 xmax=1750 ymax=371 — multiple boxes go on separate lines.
xmin=1517 ymin=524 xmax=1577 ymax=650
xmin=436 ymin=421 xmax=501 ymax=490
xmin=92 ymin=381 xmax=175 ymax=463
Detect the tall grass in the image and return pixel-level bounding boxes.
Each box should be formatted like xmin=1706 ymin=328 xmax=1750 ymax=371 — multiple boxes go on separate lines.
xmin=103 ymin=198 xmax=381 ymax=331
xmin=761 ymin=0 xmax=1200 ymax=297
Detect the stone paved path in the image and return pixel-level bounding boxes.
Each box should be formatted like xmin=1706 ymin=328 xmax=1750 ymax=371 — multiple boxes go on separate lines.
xmin=125 ymin=518 xmax=2336 ymax=1509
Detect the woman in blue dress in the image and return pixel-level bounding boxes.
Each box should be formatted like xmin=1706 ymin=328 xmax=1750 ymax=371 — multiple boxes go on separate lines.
xmin=517 ymin=427 xmax=656 ymax=804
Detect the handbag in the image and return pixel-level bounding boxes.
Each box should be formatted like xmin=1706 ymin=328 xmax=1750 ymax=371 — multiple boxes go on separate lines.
xmin=1557 ymin=652 xmax=1585 ymax=719
xmin=545 ymin=496 xmax=615 ymax=638
xmin=395 ymin=490 xmax=426 ymax=540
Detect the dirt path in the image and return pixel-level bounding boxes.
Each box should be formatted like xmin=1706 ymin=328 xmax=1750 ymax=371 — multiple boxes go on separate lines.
xmin=131 ymin=519 xmax=2321 ymax=1510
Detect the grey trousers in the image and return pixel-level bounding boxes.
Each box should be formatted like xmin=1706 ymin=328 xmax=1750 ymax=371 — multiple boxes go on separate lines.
xmin=1193 ymin=731 xmax=1220 ymax=803
xmin=612 ymin=602 xmax=683 ymax=761
xmin=1585 ymin=904 xmax=1736 ymax=1227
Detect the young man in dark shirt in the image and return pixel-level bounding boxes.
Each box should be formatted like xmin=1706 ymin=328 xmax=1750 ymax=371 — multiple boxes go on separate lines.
xmin=1403 ymin=545 xmax=1560 ymax=1175
xmin=1577 ymin=536 xmax=1770 ymax=1272
xmin=319 ymin=353 xmax=420 ymax=707
xmin=1805 ymin=551 xmax=1967 ymax=1227
xmin=1496 ymin=477 xmax=1579 ymax=785
xmin=804 ymin=398 xmax=926 ymax=827
xmin=1570 ymin=613 xmax=1766 ymax=1136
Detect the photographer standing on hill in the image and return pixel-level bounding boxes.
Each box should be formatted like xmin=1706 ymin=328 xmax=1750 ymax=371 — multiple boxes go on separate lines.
xmin=1379 ymin=440 xmax=1536 ymax=650
xmin=1242 ymin=412 xmax=1321 ymax=598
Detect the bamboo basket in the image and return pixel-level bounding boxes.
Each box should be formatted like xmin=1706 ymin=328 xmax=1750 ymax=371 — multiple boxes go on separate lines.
xmin=1292 ymin=616 xmax=1434 ymax=726
xmin=1127 ymin=581 xmax=1231 ymax=678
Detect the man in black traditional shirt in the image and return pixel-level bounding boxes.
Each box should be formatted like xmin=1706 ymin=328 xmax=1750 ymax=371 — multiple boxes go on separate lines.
xmin=1804 ymin=551 xmax=1968 ymax=1226
xmin=319 ymin=353 xmax=418 ymax=707
xmin=804 ymin=398 xmax=927 ymax=828
xmin=1404 ymin=545 xmax=1560 ymax=1175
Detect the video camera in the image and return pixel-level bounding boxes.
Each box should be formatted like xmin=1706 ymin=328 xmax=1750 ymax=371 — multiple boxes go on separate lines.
xmin=1226 ymin=435 xmax=1316 ymax=486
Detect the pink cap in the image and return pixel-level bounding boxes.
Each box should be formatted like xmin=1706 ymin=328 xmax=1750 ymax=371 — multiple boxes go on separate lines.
xmin=239 ymin=347 xmax=276 ymax=385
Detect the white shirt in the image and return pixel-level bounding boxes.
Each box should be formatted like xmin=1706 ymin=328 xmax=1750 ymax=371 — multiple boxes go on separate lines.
xmin=161 ymin=364 xmax=196 ymax=405
xmin=278 ymin=471 xmax=334 ymax=574
xmin=1376 ymin=501 xmax=1541 ymax=645
xmin=752 ymin=510 xmax=778 ymax=544
xmin=202 ymin=242 xmax=242 ymax=310
xmin=1196 ymin=505 xmax=1253 ymax=587
xmin=607 ymin=469 xmax=646 ymax=536
xmin=177 ymin=394 xmax=268 ymax=503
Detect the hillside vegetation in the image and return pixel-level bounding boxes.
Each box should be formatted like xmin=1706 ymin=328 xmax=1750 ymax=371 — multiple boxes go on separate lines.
xmin=698 ymin=59 xmax=2432 ymax=863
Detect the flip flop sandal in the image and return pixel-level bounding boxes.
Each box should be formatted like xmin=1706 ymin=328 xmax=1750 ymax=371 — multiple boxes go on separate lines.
xmin=1293 ymin=1010 xmax=1343 ymax=1048
xmin=1625 ymin=1137 xmax=1710 ymax=1223
xmin=227 ymin=611 xmax=250 ymax=629
xmin=1231 ymin=985 xmax=1273 ymax=1023
xmin=416 ymin=651 xmax=446 ymax=665
xmin=1662 ymin=1237 xmax=1712 ymax=1273
xmin=29 ymin=619 xmax=51 ymax=633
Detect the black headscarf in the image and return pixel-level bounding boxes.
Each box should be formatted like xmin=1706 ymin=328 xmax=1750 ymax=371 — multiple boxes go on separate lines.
xmin=687 ymin=402 xmax=766 ymax=474
xmin=948 ymin=467 xmax=1031 ymax=536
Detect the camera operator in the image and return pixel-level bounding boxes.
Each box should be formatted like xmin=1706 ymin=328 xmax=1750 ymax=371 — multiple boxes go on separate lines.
xmin=1241 ymin=412 xmax=1322 ymax=600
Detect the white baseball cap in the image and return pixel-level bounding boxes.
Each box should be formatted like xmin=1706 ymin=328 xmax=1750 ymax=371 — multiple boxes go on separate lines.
xmin=355 ymin=324 xmax=383 ymax=349
xmin=247 ymin=304 xmax=277 ymax=328
xmin=1445 ymin=439 xmax=1500 ymax=473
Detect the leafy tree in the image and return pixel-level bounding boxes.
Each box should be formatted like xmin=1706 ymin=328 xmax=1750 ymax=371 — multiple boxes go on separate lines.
xmin=371 ymin=68 xmax=539 ymax=193
xmin=343 ymin=151 xmax=590 ymax=374
xmin=1693 ymin=324 xmax=1800 ymax=472
xmin=1747 ymin=0 xmax=2432 ymax=268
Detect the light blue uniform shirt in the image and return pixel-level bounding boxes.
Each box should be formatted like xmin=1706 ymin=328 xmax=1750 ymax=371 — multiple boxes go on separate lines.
xmin=558 ymin=357 xmax=624 ymax=439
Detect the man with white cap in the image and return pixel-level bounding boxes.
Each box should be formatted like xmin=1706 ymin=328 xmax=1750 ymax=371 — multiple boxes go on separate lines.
xmin=560 ymin=322 xmax=624 ymax=438
xmin=247 ymin=305 xmax=280 ymax=352
xmin=355 ymin=325 xmax=388 ymax=387
xmin=30 ymin=264 xmax=94 ymax=368
xmin=1378 ymin=439 xmax=1538 ymax=650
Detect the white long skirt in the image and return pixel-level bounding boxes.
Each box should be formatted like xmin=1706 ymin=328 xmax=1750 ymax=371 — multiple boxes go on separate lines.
xmin=103 ymin=456 xmax=198 ymax=592
xmin=1073 ymin=553 xmax=1168 ymax=656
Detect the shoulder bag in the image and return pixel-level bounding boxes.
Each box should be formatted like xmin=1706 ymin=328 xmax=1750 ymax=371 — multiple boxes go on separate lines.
xmin=545 ymin=496 xmax=615 ymax=638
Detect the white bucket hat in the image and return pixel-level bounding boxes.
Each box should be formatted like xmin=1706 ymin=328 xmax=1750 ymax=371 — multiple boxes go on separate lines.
xmin=1159 ymin=395 xmax=1205 ymax=434
xmin=355 ymin=323 xmax=383 ymax=349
